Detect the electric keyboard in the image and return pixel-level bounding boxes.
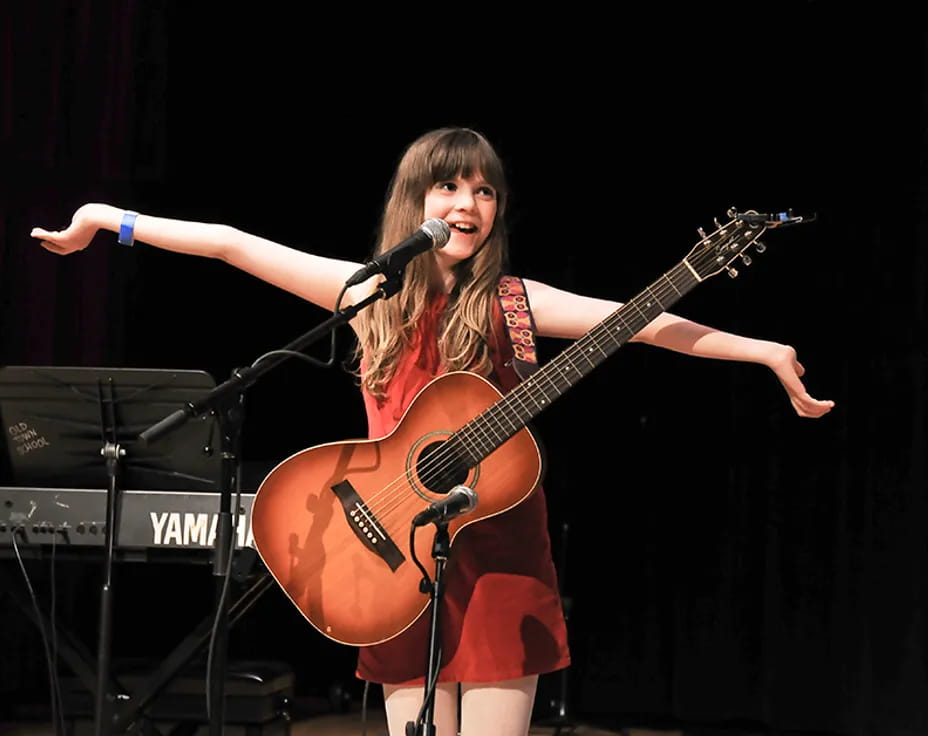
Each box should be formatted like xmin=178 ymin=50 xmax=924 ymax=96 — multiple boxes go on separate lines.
xmin=0 ymin=486 xmax=256 ymax=557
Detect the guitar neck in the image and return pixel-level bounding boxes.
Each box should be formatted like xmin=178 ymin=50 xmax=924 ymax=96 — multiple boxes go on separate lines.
xmin=455 ymin=259 xmax=703 ymax=464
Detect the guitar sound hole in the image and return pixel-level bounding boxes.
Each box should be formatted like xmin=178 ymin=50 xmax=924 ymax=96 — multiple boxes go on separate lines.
xmin=416 ymin=440 xmax=469 ymax=494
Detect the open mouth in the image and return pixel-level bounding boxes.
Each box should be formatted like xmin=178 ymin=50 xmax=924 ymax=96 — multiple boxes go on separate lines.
xmin=450 ymin=222 xmax=478 ymax=235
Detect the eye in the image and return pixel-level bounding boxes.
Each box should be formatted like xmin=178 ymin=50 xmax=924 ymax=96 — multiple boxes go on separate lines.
xmin=435 ymin=181 xmax=457 ymax=193
xmin=476 ymin=185 xmax=496 ymax=200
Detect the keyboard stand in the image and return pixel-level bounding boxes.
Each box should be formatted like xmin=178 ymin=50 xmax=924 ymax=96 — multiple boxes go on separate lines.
xmin=1 ymin=559 xmax=275 ymax=733
xmin=110 ymin=567 xmax=275 ymax=734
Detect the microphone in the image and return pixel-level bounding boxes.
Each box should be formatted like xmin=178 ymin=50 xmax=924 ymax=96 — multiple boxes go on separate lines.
xmin=411 ymin=485 xmax=478 ymax=527
xmin=345 ymin=218 xmax=452 ymax=286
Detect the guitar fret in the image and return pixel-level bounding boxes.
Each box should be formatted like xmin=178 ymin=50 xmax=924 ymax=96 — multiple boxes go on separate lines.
xmin=563 ymin=357 xmax=591 ymax=384
xmin=499 ymin=406 xmax=520 ymax=435
xmin=613 ymin=310 xmax=635 ymax=335
xmin=579 ymin=342 xmax=601 ymax=365
xmin=522 ymin=379 xmax=548 ymax=410
xmin=461 ymin=407 xmax=496 ymax=457
xmin=449 ymin=432 xmax=480 ymax=466
xmin=546 ymin=362 xmax=570 ymax=395
xmin=626 ymin=298 xmax=649 ymax=326
xmin=644 ymin=285 xmax=665 ymax=310
xmin=550 ymin=357 xmax=572 ymax=386
xmin=484 ymin=402 xmax=517 ymax=446
xmin=534 ymin=368 xmax=562 ymax=400
xmin=486 ymin=411 xmax=508 ymax=444
xmin=472 ymin=427 xmax=496 ymax=458
xmin=503 ymin=386 xmax=532 ymax=426
xmin=662 ymin=271 xmax=684 ymax=296
xmin=598 ymin=317 xmax=630 ymax=350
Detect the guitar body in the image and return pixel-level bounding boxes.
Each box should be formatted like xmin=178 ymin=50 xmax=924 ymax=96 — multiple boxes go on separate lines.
xmin=250 ymin=371 xmax=543 ymax=647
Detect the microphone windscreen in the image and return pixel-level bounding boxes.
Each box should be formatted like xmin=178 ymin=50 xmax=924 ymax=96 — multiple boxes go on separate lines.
xmin=421 ymin=218 xmax=451 ymax=248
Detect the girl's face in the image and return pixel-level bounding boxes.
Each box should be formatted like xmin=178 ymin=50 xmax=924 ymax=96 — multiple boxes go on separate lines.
xmin=423 ymin=172 xmax=498 ymax=270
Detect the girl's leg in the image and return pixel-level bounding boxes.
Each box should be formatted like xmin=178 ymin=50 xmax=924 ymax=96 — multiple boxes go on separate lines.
xmin=459 ymin=675 xmax=539 ymax=736
xmin=383 ymin=681 xmax=460 ymax=736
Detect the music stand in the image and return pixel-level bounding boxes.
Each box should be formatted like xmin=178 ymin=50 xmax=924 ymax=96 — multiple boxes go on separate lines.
xmin=0 ymin=365 xmax=222 ymax=492
xmin=0 ymin=365 xmax=224 ymax=736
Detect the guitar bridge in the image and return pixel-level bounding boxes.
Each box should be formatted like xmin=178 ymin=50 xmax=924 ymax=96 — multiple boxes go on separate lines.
xmin=331 ymin=480 xmax=405 ymax=572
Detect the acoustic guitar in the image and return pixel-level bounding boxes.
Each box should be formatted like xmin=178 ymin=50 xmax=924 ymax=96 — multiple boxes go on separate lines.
xmin=250 ymin=209 xmax=805 ymax=646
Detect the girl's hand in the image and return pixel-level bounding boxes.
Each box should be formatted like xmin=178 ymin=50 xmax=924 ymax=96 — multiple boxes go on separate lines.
xmin=768 ymin=344 xmax=835 ymax=418
xmin=30 ymin=203 xmax=106 ymax=255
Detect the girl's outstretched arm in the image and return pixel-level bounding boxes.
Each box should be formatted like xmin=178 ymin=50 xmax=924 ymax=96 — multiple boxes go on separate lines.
xmin=526 ymin=279 xmax=835 ymax=419
xmin=31 ymin=202 xmax=368 ymax=312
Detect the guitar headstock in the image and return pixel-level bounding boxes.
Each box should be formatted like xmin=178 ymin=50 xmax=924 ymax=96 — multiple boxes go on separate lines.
xmin=684 ymin=208 xmax=812 ymax=281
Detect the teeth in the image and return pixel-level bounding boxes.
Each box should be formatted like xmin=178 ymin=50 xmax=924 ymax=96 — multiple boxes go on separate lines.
xmin=453 ymin=223 xmax=477 ymax=233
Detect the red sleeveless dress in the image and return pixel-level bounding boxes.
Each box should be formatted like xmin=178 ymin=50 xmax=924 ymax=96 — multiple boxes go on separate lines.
xmin=355 ymin=291 xmax=571 ymax=685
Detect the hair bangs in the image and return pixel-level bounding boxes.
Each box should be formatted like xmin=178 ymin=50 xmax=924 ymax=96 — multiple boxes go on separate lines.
xmin=425 ymin=130 xmax=508 ymax=208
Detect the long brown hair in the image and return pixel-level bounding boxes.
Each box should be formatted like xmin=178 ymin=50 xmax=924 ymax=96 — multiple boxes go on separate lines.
xmin=353 ymin=127 xmax=510 ymax=400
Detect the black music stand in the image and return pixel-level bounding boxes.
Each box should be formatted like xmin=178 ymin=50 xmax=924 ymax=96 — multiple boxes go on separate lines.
xmin=0 ymin=365 xmax=225 ymax=736
xmin=0 ymin=365 xmax=222 ymax=492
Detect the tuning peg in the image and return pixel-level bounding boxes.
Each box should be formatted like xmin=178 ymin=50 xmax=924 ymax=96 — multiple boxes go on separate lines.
xmin=755 ymin=242 xmax=766 ymax=253
xmin=740 ymin=254 xmax=752 ymax=266
xmin=727 ymin=267 xmax=739 ymax=279
xmin=697 ymin=226 xmax=707 ymax=239
xmin=714 ymin=217 xmax=723 ymax=229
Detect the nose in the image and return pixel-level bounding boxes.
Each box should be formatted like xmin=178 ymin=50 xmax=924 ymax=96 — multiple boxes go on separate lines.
xmin=453 ymin=186 xmax=476 ymax=211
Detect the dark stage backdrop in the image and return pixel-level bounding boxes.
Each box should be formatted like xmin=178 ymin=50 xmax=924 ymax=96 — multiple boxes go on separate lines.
xmin=1 ymin=5 xmax=926 ymax=736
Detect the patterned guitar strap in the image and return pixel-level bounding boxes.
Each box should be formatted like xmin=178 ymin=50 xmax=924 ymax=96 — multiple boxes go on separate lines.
xmin=496 ymin=275 xmax=539 ymax=380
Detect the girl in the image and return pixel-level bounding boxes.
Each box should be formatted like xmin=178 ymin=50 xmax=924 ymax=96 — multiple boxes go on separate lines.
xmin=31 ymin=127 xmax=833 ymax=736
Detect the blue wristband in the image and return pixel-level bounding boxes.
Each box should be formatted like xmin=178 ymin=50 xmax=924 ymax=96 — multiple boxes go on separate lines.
xmin=118 ymin=210 xmax=139 ymax=246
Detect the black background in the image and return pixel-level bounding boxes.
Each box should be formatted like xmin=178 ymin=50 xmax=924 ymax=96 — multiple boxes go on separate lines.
xmin=1 ymin=5 xmax=926 ymax=735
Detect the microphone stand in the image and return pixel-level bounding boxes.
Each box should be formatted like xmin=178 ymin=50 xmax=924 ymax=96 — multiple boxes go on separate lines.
xmin=407 ymin=520 xmax=450 ymax=736
xmin=208 ymin=384 xmax=243 ymax=736
xmin=135 ymin=276 xmax=403 ymax=735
